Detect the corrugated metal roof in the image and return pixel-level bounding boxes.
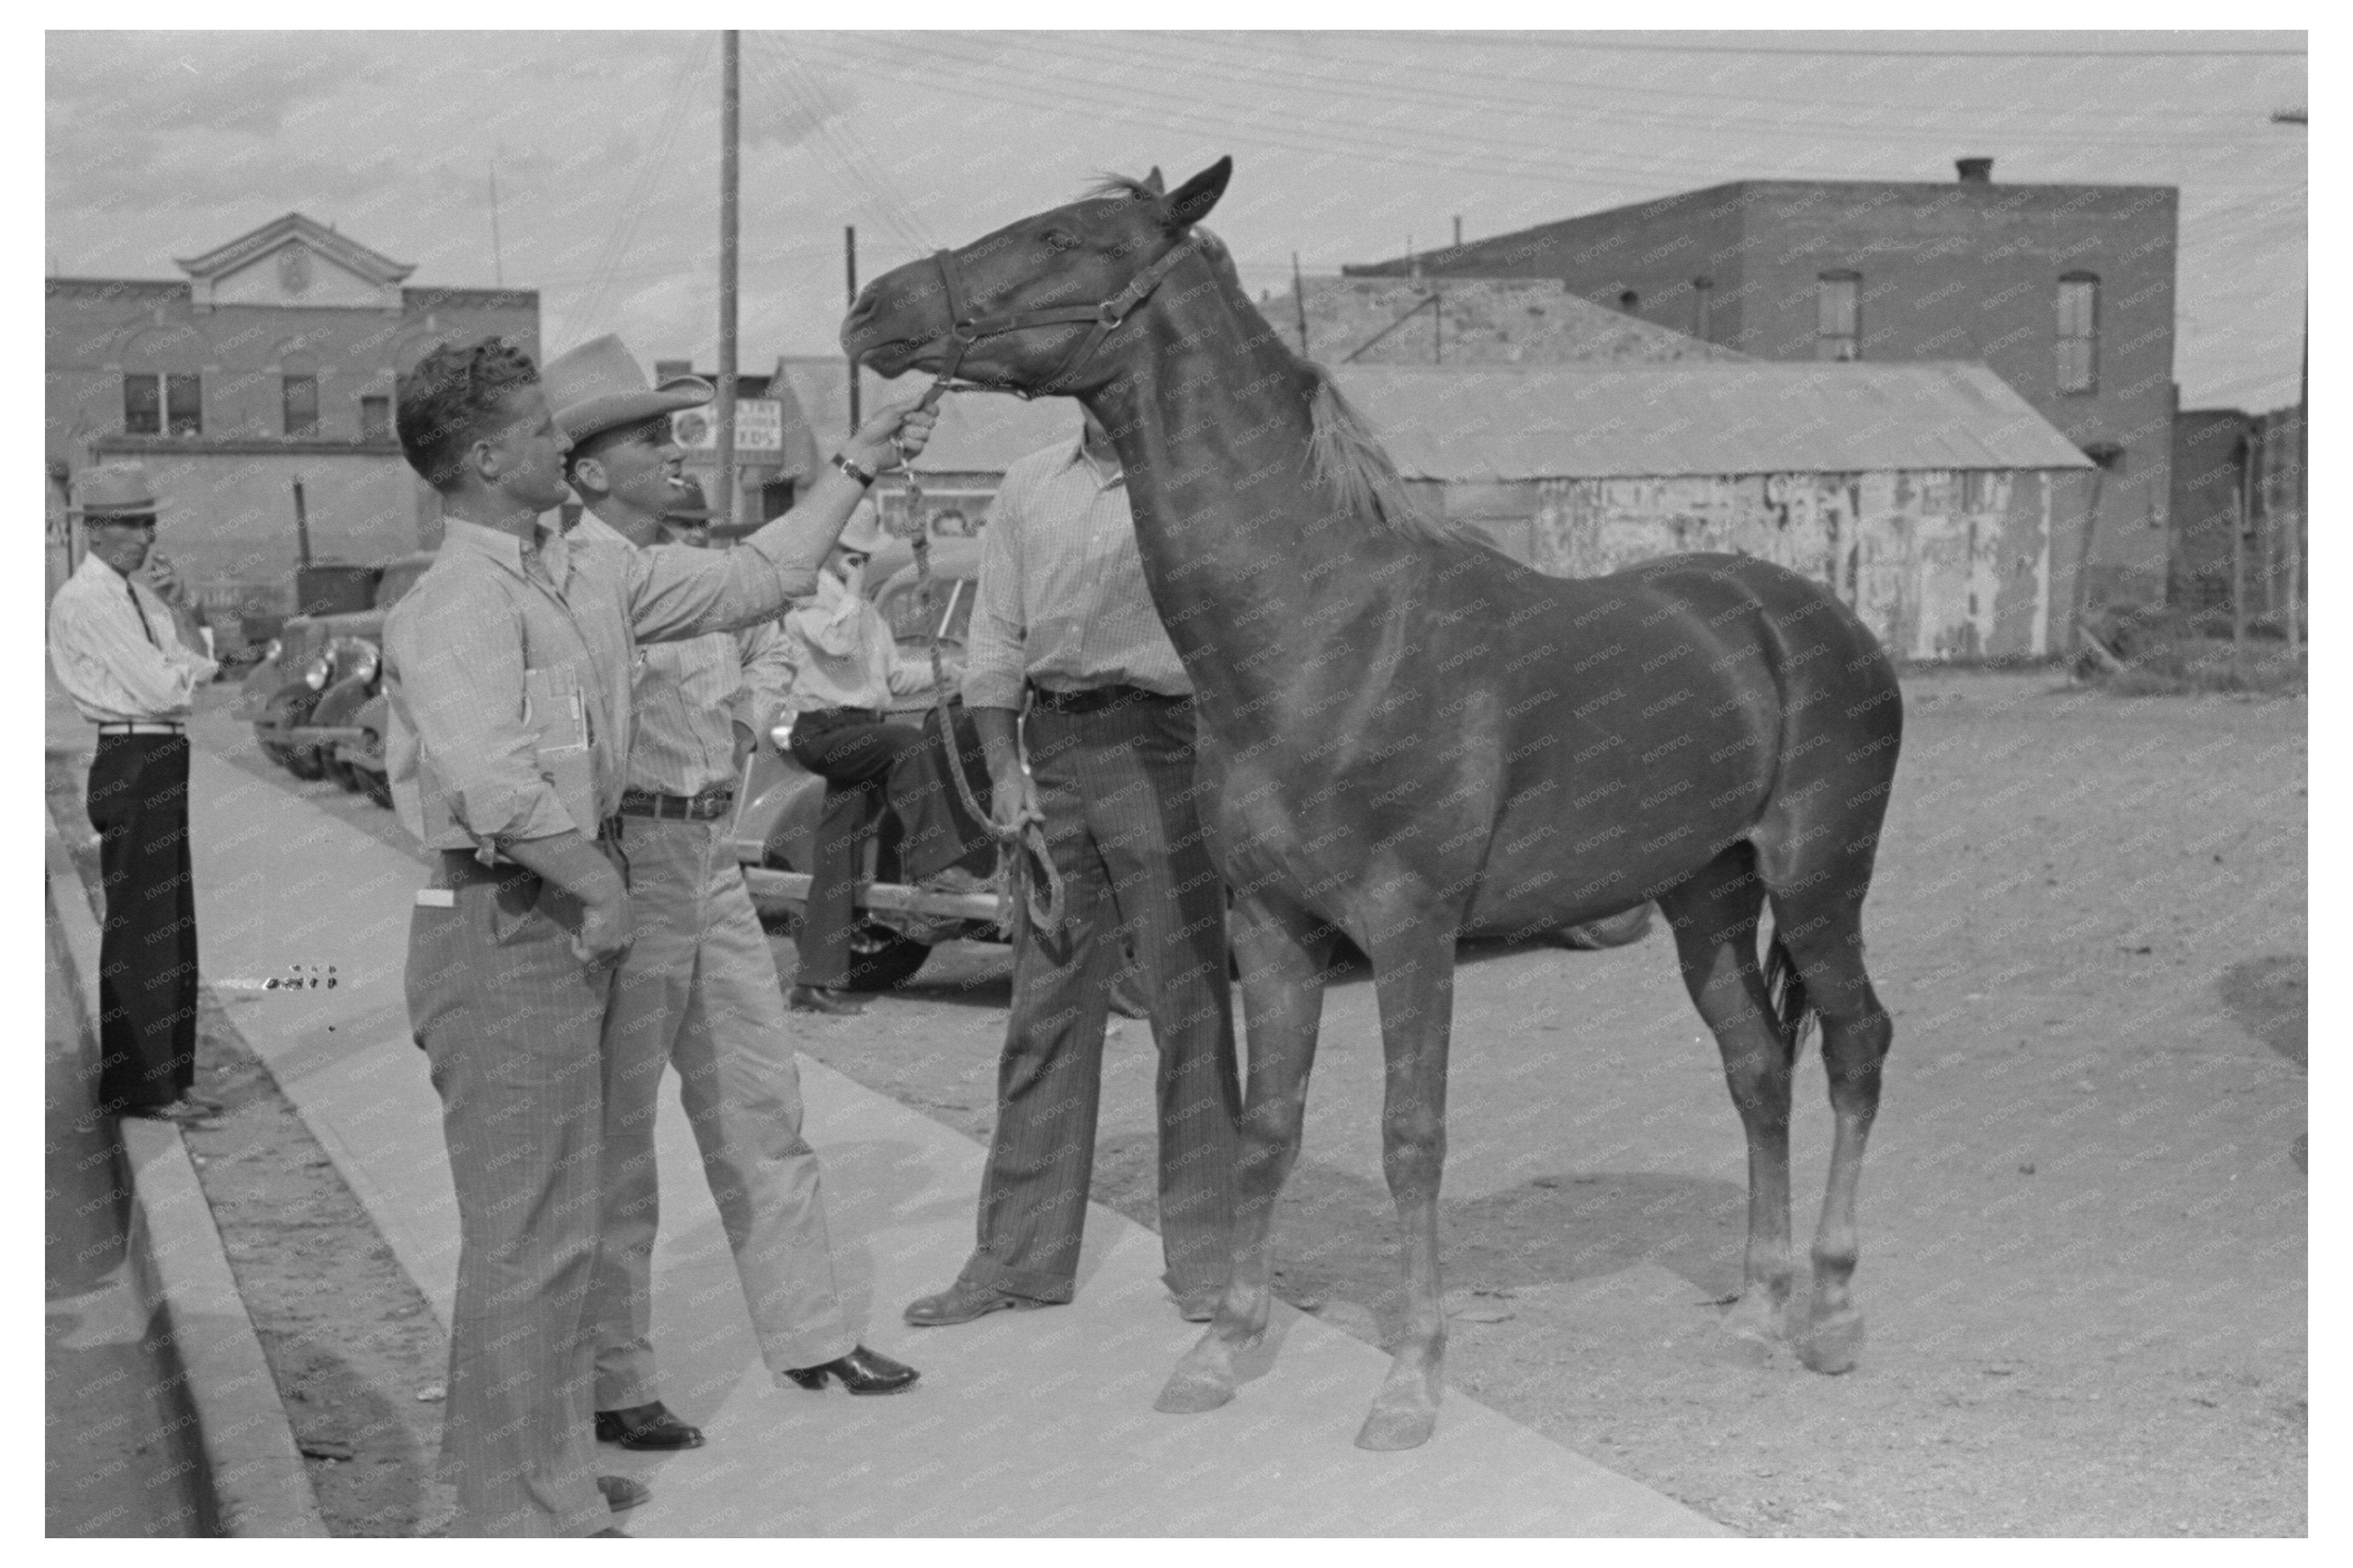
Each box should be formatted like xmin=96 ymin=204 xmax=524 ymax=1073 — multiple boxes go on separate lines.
xmin=1331 ymin=361 xmax=2094 ymax=480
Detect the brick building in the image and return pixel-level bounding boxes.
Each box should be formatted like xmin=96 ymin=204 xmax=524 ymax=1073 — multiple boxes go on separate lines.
xmin=46 ymin=213 xmax=537 ymax=602
xmin=1346 ymin=159 xmax=2177 ymax=610
xmin=2168 ymin=402 xmax=2305 ymax=625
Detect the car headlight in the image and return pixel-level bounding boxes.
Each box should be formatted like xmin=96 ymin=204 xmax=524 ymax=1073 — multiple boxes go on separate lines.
xmin=768 ymin=721 xmax=794 ymax=751
xmin=263 ymin=638 xmax=283 ymax=662
xmin=351 ymin=645 xmax=379 ymax=682
xmin=303 ymin=656 xmax=331 ymax=691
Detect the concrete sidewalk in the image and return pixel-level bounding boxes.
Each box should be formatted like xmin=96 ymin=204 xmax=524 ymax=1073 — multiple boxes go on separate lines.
xmin=185 ymin=743 xmax=1721 ymax=1536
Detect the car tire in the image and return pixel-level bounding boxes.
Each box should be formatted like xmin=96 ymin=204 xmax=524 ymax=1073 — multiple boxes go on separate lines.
xmin=839 ymin=921 xmax=932 ymax=991
xmin=257 ymin=686 xmax=316 ymax=771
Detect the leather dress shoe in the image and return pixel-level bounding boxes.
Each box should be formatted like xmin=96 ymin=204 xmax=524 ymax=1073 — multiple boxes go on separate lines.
xmin=788 ymin=984 xmax=867 ymax=1017
xmin=903 ymin=1279 xmax=1057 ymax=1328
xmin=596 ymin=1474 xmax=652 ymax=1513
xmin=594 ymin=1401 xmax=704 ymax=1451
xmin=590 ymin=1528 xmax=632 ymax=1538
xmin=782 ymin=1344 xmax=920 ymax=1395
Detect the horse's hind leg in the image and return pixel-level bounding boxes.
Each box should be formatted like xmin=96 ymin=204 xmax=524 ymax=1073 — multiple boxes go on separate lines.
xmin=1158 ymin=889 xmax=1332 ymax=1415
xmin=1766 ymin=882 xmax=1893 ymax=1375
xmin=1655 ymin=847 xmax=1794 ymax=1348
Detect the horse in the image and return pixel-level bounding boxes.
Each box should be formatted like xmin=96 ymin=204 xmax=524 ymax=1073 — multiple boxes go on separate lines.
xmin=845 ymin=157 xmax=1904 ymax=1452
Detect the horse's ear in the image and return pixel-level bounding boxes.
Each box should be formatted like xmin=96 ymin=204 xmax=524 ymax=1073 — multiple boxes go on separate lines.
xmin=1159 ymin=156 xmax=1231 ymax=231
xmin=1141 ymin=167 xmax=1166 ymax=196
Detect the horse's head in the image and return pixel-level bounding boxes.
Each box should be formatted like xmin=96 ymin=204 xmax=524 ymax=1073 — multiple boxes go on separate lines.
xmin=842 ymin=157 xmax=1233 ymax=398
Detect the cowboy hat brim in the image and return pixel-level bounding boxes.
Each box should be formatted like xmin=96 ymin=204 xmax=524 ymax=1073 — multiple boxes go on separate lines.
xmin=555 ymin=375 xmax=715 ymax=444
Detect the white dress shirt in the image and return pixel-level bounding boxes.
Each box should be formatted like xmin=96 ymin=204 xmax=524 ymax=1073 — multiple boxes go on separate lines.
xmin=48 ymin=552 xmax=219 ymax=724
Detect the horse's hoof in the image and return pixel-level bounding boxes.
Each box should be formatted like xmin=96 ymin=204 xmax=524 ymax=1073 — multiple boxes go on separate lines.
xmin=1799 ymin=1307 xmax=1864 ymax=1375
xmin=1354 ymin=1401 xmax=1438 ymax=1451
xmin=1720 ymin=1291 xmax=1788 ymax=1347
xmin=1155 ymin=1370 xmax=1236 ymax=1415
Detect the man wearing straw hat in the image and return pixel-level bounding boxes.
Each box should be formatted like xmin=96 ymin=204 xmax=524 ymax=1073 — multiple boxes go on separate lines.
xmin=384 ymin=334 xmax=932 ymax=1537
xmin=47 ymin=461 xmax=224 ymax=1124
xmin=545 ymin=342 xmax=920 ymax=1463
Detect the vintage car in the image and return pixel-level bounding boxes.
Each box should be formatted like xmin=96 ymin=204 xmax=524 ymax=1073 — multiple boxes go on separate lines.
xmin=728 ymin=537 xmax=1002 ymax=991
xmin=235 ymin=552 xmax=433 ymax=789
xmin=726 ymin=535 xmax=1652 ymax=991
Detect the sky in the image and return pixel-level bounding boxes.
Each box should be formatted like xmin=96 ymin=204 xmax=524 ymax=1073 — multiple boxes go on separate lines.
xmin=44 ymin=28 xmax=2308 ymax=410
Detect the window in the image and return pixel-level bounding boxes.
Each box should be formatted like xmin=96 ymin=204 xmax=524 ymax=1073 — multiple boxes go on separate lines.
xmin=359 ymin=395 xmax=391 ymax=442
xmin=283 ymin=374 xmax=319 ymax=436
xmin=1816 ymin=272 xmax=1861 ymax=361
xmin=1691 ymin=274 xmax=1714 ymax=341
xmin=165 ymin=374 xmax=202 ymax=436
xmin=2056 ymin=273 xmax=2098 ymax=394
xmin=123 ymin=373 xmax=160 ymax=435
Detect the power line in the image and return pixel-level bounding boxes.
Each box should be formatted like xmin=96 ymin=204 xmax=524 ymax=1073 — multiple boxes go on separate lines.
xmin=1108 ymin=29 xmax=2298 ymax=143
xmin=1424 ymin=30 xmax=2307 ymax=59
xmin=799 ymin=33 xmax=2307 ymax=199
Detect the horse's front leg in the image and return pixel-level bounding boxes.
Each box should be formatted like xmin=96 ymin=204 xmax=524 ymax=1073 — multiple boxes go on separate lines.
xmin=1355 ymin=905 xmax=1459 ymax=1451
xmin=1158 ymin=889 xmax=1332 ymax=1415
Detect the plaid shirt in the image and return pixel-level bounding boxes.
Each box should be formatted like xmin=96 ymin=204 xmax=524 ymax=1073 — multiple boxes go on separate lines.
xmin=384 ymin=517 xmax=817 ymax=850
xmin=961 ymin=436 xmax=1190 ymax=712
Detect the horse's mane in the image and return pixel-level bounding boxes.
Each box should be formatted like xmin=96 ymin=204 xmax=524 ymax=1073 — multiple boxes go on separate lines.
xmin=1083 ymin=171 xmax=1456 ymax=547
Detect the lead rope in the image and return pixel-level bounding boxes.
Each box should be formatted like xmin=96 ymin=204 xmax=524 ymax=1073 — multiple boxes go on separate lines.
xmin=892 ymin=432 xmax=1063 ymax=936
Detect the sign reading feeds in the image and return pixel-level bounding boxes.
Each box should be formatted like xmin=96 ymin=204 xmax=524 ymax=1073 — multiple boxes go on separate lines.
xmin=672 ymin=399 xmax=783 ymax=455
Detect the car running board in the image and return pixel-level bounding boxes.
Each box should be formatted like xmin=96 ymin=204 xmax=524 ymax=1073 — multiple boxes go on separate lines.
xmin=740 ymin=868 xmax=999 ymax=923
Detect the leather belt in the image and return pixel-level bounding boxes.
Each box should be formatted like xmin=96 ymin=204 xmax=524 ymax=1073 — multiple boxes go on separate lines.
xmin=1028 ymin=683 xmax=1187 ymax=716
xmin=794 ymin=706 xmax=881 ymax=725
xmin=97 ymin=721 xmax=185 ymax=735
xmin=618 ymin=787 xmax=736 ymax=822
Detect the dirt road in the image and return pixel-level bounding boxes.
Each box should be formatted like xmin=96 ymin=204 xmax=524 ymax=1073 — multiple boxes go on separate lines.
xmin=150 ymin=670 xmax=2304 ymax=1535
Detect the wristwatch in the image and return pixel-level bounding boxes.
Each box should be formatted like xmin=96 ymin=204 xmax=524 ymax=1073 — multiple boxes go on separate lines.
xmin=831 ymin=450 xmax=877 ymax=488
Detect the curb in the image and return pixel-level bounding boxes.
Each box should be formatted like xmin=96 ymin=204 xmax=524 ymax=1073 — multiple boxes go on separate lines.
xmin=46 ymin=805 xmax=331 ymax=1539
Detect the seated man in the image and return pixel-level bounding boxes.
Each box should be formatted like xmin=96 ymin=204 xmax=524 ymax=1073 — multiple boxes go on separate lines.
xmin=782 ymin=503 xmax=990 ymax=1015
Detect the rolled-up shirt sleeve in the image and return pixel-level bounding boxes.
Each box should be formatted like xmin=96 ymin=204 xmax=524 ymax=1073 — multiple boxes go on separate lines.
xmin=385 ymin=576 xmax=579 ymax=842
xmin=624 ymin=524 xmax=823 ymax=644
xmin=737 ymin=621 xmax=796 ymax=738
xmin=960 ymin=483 xmax=1028 ymax=711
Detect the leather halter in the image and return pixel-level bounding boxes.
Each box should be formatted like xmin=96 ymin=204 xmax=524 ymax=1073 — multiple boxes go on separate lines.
xmin=912 ymin=234 xmax=1198 ymax=408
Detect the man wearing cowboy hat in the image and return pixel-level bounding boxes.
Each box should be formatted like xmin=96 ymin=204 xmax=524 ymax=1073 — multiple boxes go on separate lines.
xmin=47 ymin=461 xmax=225 ymax=1123
xmin=546 ymin=342 xmax=921 ymax=1461
xmin=383 ymin=334 xmax=933 ymax=1538
xmin=779 ymin=499 xmax=993 ymax=1014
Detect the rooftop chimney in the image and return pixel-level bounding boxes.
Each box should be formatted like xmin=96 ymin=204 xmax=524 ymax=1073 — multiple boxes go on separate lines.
xmin=1956 ymin=157 xmax=1994 ymax=184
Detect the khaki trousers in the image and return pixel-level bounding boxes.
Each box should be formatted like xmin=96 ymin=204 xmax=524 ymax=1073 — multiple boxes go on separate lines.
xmin=590 ymin=816 xmax=852 ymax=1408
xmin=407 ymin=853 xmax=613 ymax=1538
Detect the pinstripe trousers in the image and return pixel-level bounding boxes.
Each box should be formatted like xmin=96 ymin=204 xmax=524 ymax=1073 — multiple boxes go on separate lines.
xmin=591 ymin=817 xmax=853 ymax=1409
xmin=957 ymin=693 xmax=1241 ymax=1303
xmin=407 ymin=853 xmax=613 ymax=1538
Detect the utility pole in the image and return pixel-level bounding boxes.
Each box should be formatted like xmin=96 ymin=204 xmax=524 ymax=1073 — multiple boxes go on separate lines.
xmin=1292 ymin=252 xmax=1310 ymax=357
xmin=487 ymin=159 xmax=505 ymax=287
xmin=715 ymin=29 xmax=741 ymax=528
xmin=2270 ymin=106 xmax=2305 ymax=652
xmin=846 ymin=225 xmax=861 ymax=437
xmin=1453 ymin=214 xmax=1462 ymax=250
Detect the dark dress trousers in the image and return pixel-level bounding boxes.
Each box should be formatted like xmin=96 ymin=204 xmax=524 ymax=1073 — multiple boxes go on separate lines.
xmin=87 ymin=732 xmax=199 ymax=1114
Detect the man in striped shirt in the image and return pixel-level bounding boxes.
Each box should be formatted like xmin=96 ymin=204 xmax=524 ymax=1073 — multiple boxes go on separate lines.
xmin=547 ymin=343 xmax=920 ymax=1459
xmin=903 ymin=406 xmax=1241 ymax=1330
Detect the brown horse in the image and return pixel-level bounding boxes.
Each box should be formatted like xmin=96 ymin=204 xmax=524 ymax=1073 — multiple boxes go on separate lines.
xmin=846 ymin=158 xmax=1903 ymax=1451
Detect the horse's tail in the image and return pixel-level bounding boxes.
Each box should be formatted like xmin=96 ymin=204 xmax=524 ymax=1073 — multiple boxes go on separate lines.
xmin=1763 ymin=924 xmax=1819 ymax=1065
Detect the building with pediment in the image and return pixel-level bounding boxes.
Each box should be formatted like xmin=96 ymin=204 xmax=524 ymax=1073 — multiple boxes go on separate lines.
xmin=46 ymin=212 xmax=537 ymax=604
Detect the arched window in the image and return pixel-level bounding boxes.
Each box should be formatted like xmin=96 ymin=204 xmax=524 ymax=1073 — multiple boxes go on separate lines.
xmin=2056 ymin=273 xmax=2099 ymax=394
xmin=1816 ymin=271 xmax=1861 ymax=362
